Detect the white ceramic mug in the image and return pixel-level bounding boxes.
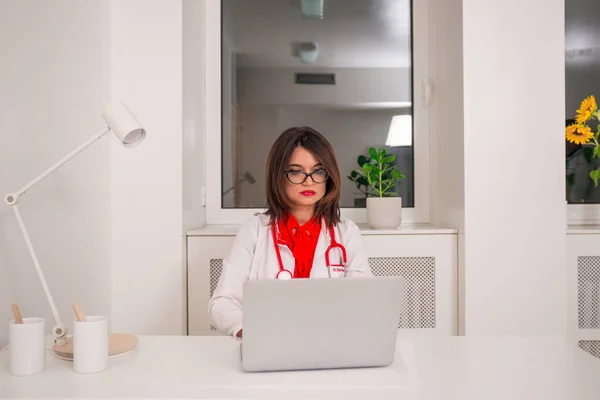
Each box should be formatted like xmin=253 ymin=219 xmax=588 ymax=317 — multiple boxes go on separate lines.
xmin=73 ymin=316 xmax=108 ymax=374
xmin=8 ymin=317 xmax=46 ymax=376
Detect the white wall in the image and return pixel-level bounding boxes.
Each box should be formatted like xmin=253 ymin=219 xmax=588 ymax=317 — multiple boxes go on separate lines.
xmin=183 ymin=0 xmax=207 ymax=232
xmin=0 ymin=0 xmax=189 ymax=348
xmin=462 ymin=0 xmax=567 ymax=335
xmin=0 ymin=0 xmax=570 ymax=343
xmin=0 ymin=0 xmax=111 ymax=346
xmin=109 ymin=0 xmax=185 ymax=335
xmin=237 ymin=67 xmax=411 ymax=107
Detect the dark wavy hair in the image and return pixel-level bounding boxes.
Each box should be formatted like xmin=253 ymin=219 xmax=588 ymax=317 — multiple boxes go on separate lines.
xmin=264 ymin=126 xmax=341 ymax=228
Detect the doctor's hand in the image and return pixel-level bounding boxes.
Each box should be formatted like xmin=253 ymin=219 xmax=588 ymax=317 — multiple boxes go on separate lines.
xmin=236 ymin=329 xmax=243 ymax=338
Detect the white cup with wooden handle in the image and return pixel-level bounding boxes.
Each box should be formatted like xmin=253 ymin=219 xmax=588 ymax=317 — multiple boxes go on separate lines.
xmin=72 ymin=303 xmax=108 ymax=374
xmin=8 ymin=303 xmax=46 ymax=376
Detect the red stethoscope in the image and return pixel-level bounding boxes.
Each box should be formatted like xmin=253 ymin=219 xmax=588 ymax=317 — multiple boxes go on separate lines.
xmin=272 ymin=223 xmax=347 ymax=279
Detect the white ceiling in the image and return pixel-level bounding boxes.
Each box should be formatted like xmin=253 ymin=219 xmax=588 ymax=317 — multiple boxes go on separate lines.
xmin=223 ymin=0 xmax=412 ymax=69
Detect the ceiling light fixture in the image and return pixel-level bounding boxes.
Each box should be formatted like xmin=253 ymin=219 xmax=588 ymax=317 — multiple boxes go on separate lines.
xmin=299 ymin=43 xmax=318 ymax=63
xmin=301 ymin=0 xmax=324 ymax=19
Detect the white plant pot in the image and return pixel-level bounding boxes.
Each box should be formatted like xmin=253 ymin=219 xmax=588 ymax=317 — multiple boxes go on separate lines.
xmin=366 ymin=197 xmax=402 ymax=229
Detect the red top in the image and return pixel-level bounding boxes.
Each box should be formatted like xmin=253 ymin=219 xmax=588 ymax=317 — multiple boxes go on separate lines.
xmin=277 ymin=213 xmax=321 ymax=278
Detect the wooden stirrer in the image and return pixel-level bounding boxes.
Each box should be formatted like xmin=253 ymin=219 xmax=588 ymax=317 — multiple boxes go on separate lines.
xmin=11 ymin=303 xmax=23 ymax=324
xmin=72 ymin=303 xmax=86 ymax=322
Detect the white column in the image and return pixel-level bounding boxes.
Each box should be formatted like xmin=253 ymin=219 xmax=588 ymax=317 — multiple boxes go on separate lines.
xmin=429 ymin=0 xmax=466 ymax=333
xmin=432 ymin=0 xmax=567 ymax=335
xmin=463 ymin=0 xmax=566 ymax=335
xmin=109 ymin=0 xmax=184 ymax=335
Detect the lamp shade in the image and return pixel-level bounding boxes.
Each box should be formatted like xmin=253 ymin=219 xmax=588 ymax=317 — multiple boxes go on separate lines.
xmin=101 ymin=102 xmax=146 ymax=148
xmin=385 ymin=115 xmax=412 ymax=147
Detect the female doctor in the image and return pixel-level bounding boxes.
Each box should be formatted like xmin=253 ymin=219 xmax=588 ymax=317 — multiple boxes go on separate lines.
xmin=208 ymin=126 xmax=373 ymax=338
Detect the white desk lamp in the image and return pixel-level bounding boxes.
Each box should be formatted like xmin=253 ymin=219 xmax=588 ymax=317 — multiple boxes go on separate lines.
xmin=4 ymin=102 xmax=145 ymax=359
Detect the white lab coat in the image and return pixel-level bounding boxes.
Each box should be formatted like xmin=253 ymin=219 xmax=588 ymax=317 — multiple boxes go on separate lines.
xmin=208 ymin=213 xmax=373 ymax=336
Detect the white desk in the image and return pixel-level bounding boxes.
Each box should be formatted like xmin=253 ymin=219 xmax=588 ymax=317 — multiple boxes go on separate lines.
xmin=1 ymin=334 xmax=600 ymax=399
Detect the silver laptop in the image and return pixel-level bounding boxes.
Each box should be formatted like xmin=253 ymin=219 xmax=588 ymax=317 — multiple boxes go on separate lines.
xmin=240 ymin=276 xmax=404 ymax=372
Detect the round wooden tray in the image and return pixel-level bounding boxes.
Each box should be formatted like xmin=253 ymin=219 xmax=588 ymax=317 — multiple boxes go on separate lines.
xmin=52 ymin=332 xmax=138 ymax=360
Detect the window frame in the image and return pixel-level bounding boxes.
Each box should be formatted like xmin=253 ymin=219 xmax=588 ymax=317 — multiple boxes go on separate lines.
xmin=568 ymin=204 xmax=600 ymax=225
xmin=203 ymin=0 xmax=432 ymax=226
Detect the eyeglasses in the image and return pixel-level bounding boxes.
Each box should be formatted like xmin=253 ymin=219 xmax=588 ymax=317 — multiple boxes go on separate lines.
xmin=285 ymin=168 xmax=329 ymax=184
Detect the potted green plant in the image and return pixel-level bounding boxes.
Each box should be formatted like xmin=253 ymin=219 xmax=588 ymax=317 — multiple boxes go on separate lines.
xmin=350 ymin=147 xmax=405 ymax=228
xmin=348 ymin=154 xmax=375 ymax=207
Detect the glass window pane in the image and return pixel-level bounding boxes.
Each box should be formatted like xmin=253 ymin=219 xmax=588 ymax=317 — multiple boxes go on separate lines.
xmin=221 ymin=0 xmax=414 ymax=209
xmin=566 ymin=0 xmax=600 ymax=204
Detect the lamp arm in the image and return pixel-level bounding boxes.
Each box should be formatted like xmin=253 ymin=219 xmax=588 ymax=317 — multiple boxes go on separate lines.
xmin=10 ymin=203 xmax=67 ymax=343
xmin=222 ymin=177 xmax=248 ymax=196
xmin=5 ymin=127 xmax=110 ymax=205
xmin=3 ymin=126 xmax=111 ymax=345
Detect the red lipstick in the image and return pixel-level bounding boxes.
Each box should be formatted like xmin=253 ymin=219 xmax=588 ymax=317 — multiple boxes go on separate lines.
xmin=300 ymin=190 xmax=316 ymax=196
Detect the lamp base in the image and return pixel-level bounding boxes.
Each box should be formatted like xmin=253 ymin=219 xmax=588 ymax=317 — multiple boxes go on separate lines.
xmin=52 ymin=332 xmax=138 ymax=360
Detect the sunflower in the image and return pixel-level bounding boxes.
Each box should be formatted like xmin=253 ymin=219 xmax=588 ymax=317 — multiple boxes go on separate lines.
xmin=565 ymin=123 xmax=593 ymax=145
xmin=576 ymin=95 xmax=597 ymax=124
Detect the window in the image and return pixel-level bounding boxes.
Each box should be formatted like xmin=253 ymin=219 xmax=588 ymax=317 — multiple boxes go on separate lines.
xmin=566 ymin=0 xmax=600 ymax=223
xmin=204 ymin=0 xmax=431 ymax=225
